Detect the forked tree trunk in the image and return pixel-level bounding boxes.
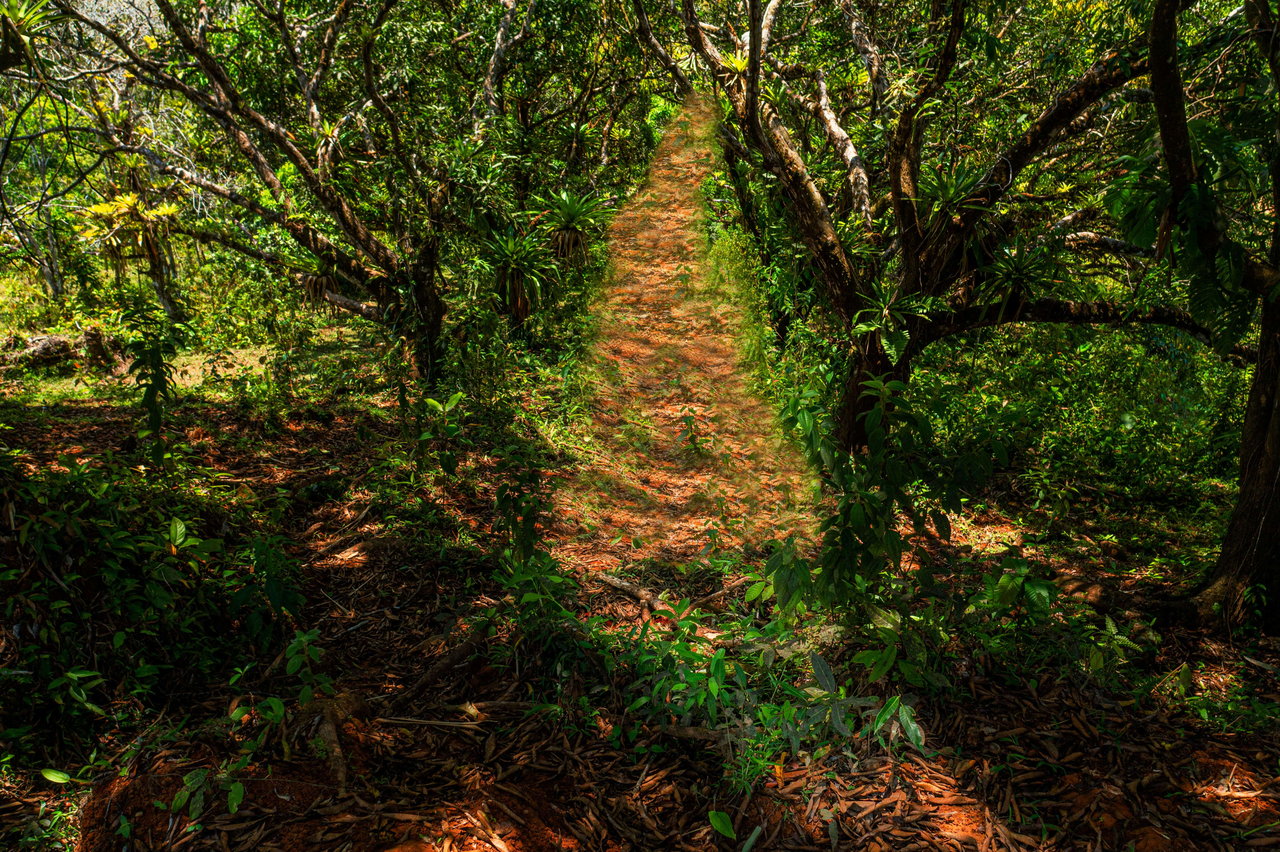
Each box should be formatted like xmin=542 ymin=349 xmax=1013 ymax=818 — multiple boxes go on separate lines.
xmin=1197 ymin=298 xmax=1280 ymax=630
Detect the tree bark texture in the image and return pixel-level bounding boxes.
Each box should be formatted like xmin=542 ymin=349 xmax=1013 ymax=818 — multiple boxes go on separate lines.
xmin=1198 ymin=299 xmax=1280 ymax=629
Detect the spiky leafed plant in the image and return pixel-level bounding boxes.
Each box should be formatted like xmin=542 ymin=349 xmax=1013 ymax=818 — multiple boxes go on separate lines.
xmin=1 ymin=0 xmax=66 ymax=71
xmin=481 ymin=226 xmax=556 ymax=329
xmin=537 ymin=190 xmax=605 ymax=266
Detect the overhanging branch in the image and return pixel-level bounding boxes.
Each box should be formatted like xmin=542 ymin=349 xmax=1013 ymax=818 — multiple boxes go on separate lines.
xmin=919 ymin=297 xmax=1257 ymax=363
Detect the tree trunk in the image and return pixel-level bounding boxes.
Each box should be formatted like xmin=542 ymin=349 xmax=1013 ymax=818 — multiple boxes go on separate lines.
xmin=1197 ymin=298 xmax=1280 ymax=630
xmin=405 ymin=274 xmax=447 ymax=385
xmin=37 ymin=256 xmax=64 ymax=300
xmin=142 ymin=229 xmax=186 ymax=323
xmin=38 ymin=208 xmax=66 ymax=300
xmin=836 ymin=337 xmax=907 ymax=452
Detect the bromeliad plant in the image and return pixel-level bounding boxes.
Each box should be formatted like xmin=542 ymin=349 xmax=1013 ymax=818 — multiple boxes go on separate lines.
xmin=537 ymin=190 xmax=607 ymax=266
xmin=480 ymin=226 xmax=557 ymax=330
xmin=0 ymin=0 xmax=66 ymax=71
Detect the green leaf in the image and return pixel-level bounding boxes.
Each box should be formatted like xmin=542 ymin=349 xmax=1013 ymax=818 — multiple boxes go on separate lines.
xmin=41 ymin=768 xmax=71 ymax=784
xmin=810 ymin=651 xmax=837 ymax=693
xmin=708 ymin=810 xmax=736 ymax=839
xmin=226 ymin=781 xmax=245 ymax=815
xmin=869 ymin=695 xmax=900 ymax=736
xmin=898 ymin=702 xmax=925 ymax=751
xmin=258 ymin=697 xmax=286 ymax=723
xmin=742 ymin=824 xmax=764 ymax=851
xmin=867 ymin=644 xmax=897 ymax=684
xmin=930 ymin=510 xmax=951 ymax=541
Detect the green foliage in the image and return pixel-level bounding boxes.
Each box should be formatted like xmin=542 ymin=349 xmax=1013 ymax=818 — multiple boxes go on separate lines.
xmin=707 ymin=810 xmax=735 ymax=839
xmin=122 ymin=304 xmax=183 ymax=462
xmin=283 ymin=629 xmax=332 ymax=706
xmin=537 ymin=190 xmax=607 ymax=265
xmin=916 ymin=322 xmax=1244 ymax=502
xmin=973 ymin=558 xmax=1057 ymax=624
xmin=0 ymin=440 xmax=301 ymax=748
xmin=481 ymin=227 xmax=558 ymax=319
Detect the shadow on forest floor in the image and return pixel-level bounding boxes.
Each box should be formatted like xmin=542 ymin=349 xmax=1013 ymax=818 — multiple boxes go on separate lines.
xmin=2 ymin=99 xmax=1279 ymax=852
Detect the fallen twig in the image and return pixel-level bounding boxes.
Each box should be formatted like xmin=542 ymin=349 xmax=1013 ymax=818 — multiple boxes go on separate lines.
xmin=691 ymin=575 xmax=749 ymax=611
xmin=597 ymin=573 xmax=659 ymax=609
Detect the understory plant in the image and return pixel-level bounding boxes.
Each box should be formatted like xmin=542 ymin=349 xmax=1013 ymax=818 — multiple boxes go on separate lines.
xmin=0 ymin=439 xmax=301 ymax=750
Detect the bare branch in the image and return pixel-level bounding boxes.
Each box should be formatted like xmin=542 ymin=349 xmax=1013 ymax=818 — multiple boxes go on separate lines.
xmin=633 ymin=0 xmax=693 ymax=95
xmin=474 ymin=0 xmax=537 ymax=136
xmin=963 ymin=44 xmax=1149 ymax=218
xmin=921 ymin=296 xmax=1257 ymax=363
xmin=835 ymin=0 xmax=886 ymax=113
xmin=1060 ymin=231 xmax=1155 ymax=257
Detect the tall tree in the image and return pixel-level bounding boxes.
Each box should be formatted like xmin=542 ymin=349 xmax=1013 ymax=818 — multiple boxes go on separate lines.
xmin=1149 ymin=0 xmax=1280 ymax=626
xmin=5 ymin=0 xmax=658 ymax=377
xmin=639 ymin=0 xmax=1278 ymax=628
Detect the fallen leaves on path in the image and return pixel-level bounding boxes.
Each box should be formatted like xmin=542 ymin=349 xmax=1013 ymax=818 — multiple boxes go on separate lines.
xmin=547 ymin=98 xmax=815 ymax=580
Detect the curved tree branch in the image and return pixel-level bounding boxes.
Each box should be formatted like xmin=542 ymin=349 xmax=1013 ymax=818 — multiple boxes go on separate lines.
xmin=919 ymin=296 xmax=1257 ymax=363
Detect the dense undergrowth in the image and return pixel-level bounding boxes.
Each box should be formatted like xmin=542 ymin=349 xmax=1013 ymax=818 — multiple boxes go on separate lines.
xmin=699 ymin=180 xmax=1275 ymax=736
xmin=2 ymin=104 xmax=1279 ymax=851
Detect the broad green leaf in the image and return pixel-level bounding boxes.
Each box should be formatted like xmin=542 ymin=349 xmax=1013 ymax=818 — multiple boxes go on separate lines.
xmin=810 ymin=651 xmax=837 ymax=693
xmin=867 ymin=644 xmax=897 ymax=684
xmin=869 ymin=695 xmax=900 ymax=736
xmin=898 ymin=702 xmax=925 ymax=751
xmin=41 ymin=768 xmax=71 ymax=784
xmin=708 ymin=810 xmax=736 ymax=839
xmin=226 ymin=781 xmax=245 ymax=814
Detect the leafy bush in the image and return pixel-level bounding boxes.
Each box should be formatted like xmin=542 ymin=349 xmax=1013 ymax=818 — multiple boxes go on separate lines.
xmin=0 ymin=442 xmax=301 ymax=750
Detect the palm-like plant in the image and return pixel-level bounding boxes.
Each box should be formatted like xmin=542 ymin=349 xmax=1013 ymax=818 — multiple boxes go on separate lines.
xmin=1 ymin=0 xmax=66 ymax=71
xmin=536 ymin=190 xmax=605 ymax=266
xmin=481 ymin=227 xmax=556 ymax=328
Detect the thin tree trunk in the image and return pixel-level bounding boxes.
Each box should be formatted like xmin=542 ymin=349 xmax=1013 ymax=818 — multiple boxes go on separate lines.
xmin=38 ymin=209 xmax=66 ymax=300
xmin=142 ymin=229 xmax=186 ymax=322
xmin=405 ymin=273 xmax=447 ymax=385
xmin=1197 ymin=298 xmax=1280 ymax=630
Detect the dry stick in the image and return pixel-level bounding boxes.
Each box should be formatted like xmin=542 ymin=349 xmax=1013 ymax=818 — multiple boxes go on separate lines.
xmin=598 ymin=572 xmax=748 ymax=615
xmin=393 ymin=637 xmax=482 ymax=711
xmin=316 ymin=705 xmax=349 ymax=794
xmin=462 ymin=810 xmax=511 ymax=852
xmin=596 ymin=573 xmax=658 ymax=609
xmin=690 ymin=576 xmax=749 ymax=611
xmin=485 ymin=797 xmax=526 ymax=827
xmin=374 ymin=717 xmax=483 ymax=729
xmin=733 ymin=789 xmax=755 ymax=838
xmin=306 ymin=503 xmax=376 ymax=563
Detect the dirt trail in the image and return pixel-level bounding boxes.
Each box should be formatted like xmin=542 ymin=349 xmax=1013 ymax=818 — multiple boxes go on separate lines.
xmin=549 ymin=98 xmax=814 ymax=576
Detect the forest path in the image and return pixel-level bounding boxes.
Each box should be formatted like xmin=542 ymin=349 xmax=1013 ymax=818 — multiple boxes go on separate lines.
xmin=548 ymin=98 xmax=814 ymax=578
